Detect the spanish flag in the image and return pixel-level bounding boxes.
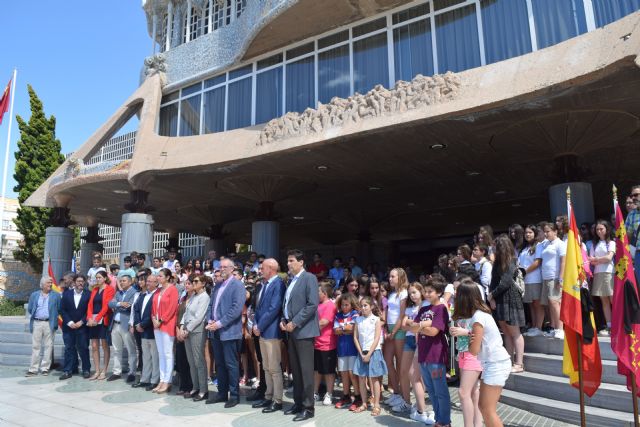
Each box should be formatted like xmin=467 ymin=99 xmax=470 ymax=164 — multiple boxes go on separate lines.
xmin=561 ymin=196 xmax=602 ymax=397
xmin=611 ymin=194 xmax=640 ymax=396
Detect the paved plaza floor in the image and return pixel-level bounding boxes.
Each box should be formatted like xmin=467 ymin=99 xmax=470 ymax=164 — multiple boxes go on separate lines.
xmin=0 ymin=366 xmax=575 ymax=427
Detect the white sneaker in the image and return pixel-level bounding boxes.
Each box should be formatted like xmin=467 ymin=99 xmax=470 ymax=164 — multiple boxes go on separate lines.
xmin=384 ymin=393 xmax=402 ymax=405
xmin=554 ymin=329 xmax=565 ymax=340
xmin=525 ymin=328 xmax=542 ymax=337
xmin=598 ymin=329 xmax=610 ymax=337
xmin=410 ymin=410 xmax=436 ymax=425
xmin=392 ymin=400 xmax=412 ymax=413
xmin=251 ymin=380 xmax=260 ymax=390
xmin=543 ymin=329 xmax=555 ymax=338
xmin=323 ymin=393 xmax=332 ymax=406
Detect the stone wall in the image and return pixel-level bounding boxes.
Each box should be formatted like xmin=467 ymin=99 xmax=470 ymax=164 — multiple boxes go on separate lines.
xmin=0 ymin=261 xmax=40 ymax=301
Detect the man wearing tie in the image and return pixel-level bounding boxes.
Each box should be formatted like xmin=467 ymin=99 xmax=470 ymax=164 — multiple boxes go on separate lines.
xmin=205 ymin=258 xmax=245 ymax=407
xmin=132 ymin=273 xmax=159 ymax=390
xmin=107 ymin=275 xmax=138 ymax=382
xmin=280 ymin=249 xmax=320 ymax=422
xmin=252 ymin=258 xmax=286 ymax=413
xmin=59 ymin=274 xmax=91 ymax=379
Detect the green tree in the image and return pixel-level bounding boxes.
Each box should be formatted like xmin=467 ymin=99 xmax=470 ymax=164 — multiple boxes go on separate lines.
xmin=12 ymin=85 xmax=64 ymax=272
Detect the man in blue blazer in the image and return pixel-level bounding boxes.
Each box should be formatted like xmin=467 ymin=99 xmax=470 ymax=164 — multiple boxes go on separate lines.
xmin=59 ymin=274 xmax=91 ymax=379
xmin=132 ymin=271 xmax=159 ymax=390
xmin=26 ymin=276 xmax=61 ymax=377
xmin=205 ymin=258 xmax=246 ymax=407
xmin=107 ymin=274 xmax=138 ymax=382
xmin=252 ymin=258 xmax=286 ymax=413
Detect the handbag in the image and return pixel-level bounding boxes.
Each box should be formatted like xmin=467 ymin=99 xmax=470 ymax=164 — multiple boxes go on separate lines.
xmin=513 ymin=267 xmax=525 ymax=296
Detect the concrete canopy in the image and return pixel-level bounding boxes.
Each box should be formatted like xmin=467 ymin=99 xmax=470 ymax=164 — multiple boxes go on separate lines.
xmin=26 ymin=12 xmax=640 ymax=247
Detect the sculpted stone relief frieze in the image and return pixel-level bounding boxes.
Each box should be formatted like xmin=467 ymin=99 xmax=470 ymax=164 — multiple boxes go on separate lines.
xmin=258 ymin=71 xmax=462 ymax=145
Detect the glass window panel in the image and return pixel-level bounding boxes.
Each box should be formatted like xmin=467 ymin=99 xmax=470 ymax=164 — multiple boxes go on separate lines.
xmin=203 ymin=86 xmax=226 ymax=133
xmin=286 ymin=56 xmax=315 ymax=113
xmin=179 ymin=94 xmax=201 ymax=136
xmin=257 ymin=53 xmax=283 ymax=70
xmin=392 ymin=3 xmax=430 ymax=25
xmin=256 ymin=67 xmax=283 ymax=124
xmin=436 ymin=5 xmax=481 ymax=73
xmin=159 ymin=103 xmax=178 ymax=136
xmin=353 ymin=32 xmax=389 ymax=93
xmin=481 ymin=0 xmax=532 ymax=64
xmin=531 ymin=0 xmax=587 ymax=49
xmin=352 ymin=17 xmax=386 ymax=38
xmin=161 ymin=91 xmax=179 ymax=104
xmin=433 ymin=0 xmax=465 ymax=10
xmin=393 ymin=18 xmax=434 ymax=82
xmin=592 ymin=0 xmax=640 ymax=27
xmin=182 ymin=82 xmax=202 ymax=97
xmin=318 ymin=44 xmax=351 ymax=104
xmin=229 ymin=64 xmax=252 ymax=80
xmin=286 ymin=42 xmax=315 ymax=60
xmin=227 ymin=77 xmax=252 ymax=130
xmin=205 ymin=74 xmax=226 ymax=88
xmin=318 ymin=30 xmax=349 ymax=49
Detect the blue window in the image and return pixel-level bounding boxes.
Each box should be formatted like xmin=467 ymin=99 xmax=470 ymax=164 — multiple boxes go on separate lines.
xmin=286 ymin=56 xmax=315 ymax=113
xmin=203 ymin=86 xmax=225 ymax=134
xmin=179 ymin=94 xmax=201 ymax=136
xmin=592 ymin=0 xmax=640 ymax=27
xmin=353 ymin=32 xmax=389 ymax=93
xmin=436 ymin=4 xmax=481 ymax=73
xmin=256 ymin=67 xmax=283 ymax=124
xmin=318 ymin=45 xmax=351 ymax=104
xmin=393 ymin=18 xmax=434 ymax=82
xmin=531 ymin=0 xmax=587 ymax=49
xmin=227 ymin=77 xmax=252 ymax=130
xmin=159 ymin=103 xmax=178 ymax=137
xmin=481 ymin=0 xmax=532 ymax=64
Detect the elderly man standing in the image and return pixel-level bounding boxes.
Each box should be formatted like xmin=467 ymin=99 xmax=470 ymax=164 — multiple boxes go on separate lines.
xmin=281 ymin=249 xmax=320 ymax=422
xmin=59 ymin=274 xmax=92 ymax=380
xmin=252 ymin=258 xmax=286 ymax=413
xmin=26 ymin=276 xmax=61 ymax=377
xmin=205 ymin=258 xmax=245 ymax=407
xmin=107 ymin=275 xmax=138 ymax=382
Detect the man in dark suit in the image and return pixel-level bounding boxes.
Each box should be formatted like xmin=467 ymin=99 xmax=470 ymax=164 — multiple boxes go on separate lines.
xmin=252 ymin=258 xmax=286 ymax=413
xmin=205 ymin=258 xmax=246 ymax=408
xmin=280 ymin=249 xmax=320 ymax=421
xmin=59 ymin=274 xmax=91 ymax=380
xmin=132 ymin=272 xmax=159 ymax=390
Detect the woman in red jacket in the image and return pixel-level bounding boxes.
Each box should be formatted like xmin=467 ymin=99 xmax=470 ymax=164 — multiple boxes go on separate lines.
xmin=86 ymin=271 xmax=115 ymax=380
xmin=152 ymin=268 xmax=179 ymax=393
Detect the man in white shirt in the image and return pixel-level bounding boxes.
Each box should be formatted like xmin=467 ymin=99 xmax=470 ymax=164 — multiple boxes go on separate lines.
xmin=59 ymin=275 xmax=92 ymax=379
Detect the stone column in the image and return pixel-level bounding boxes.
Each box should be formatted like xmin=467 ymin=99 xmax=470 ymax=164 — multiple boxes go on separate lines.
xmin=251 ymin=202 xmax=279 ymax=258
xmin=151 ymin=12 xmax=158 ymax=54
xmin=79 ymin=226 xmax=103 ymax=275
xmin=42 ymin=207 xmax=74 ymax=284
xmin=120 ymin=213 xmax=154 ymax=267
xmin=549 ymin=182 xmax=595 ymax=226
xmin=166 ymin=1 xmax=173 ymax=51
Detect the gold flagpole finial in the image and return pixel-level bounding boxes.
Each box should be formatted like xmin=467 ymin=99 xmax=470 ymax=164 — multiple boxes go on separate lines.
xmin=612 ymin=184 xmax=618 ymax=202
xmin=566 ymin=186 xmax=571 ymax=202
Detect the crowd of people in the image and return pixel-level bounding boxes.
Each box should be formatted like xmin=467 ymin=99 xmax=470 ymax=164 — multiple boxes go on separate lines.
xmin=24 ymin=185 xmax=640 ymax=427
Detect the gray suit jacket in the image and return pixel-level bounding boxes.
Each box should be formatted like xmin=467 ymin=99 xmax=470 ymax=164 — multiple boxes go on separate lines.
xmin=284 ymin=270 xmax=320 ymax=339
xmin=108 ymin=287 xmax=138 ymax=333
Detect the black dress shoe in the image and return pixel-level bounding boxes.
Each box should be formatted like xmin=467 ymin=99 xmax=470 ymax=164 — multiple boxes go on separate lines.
xmin=145 ymin=383 xmax=158 ymax=391
xmin=185 ymin=390 xmax=198 ymax=399
xmin=251 ymin=399 xmax=272 ymax=409
xmin=284 ymin=404 xmax=303 ymax=415
xmin=82 ymin=372 xmax=91 ymax=379
xmin=59 ymin=372 xmax=72 ymax=381
xmin=106 ymin=374 xmax=121 ymax=382
xmin=293 ymin=409 xmax=314 ymax=422
xmin=205 ymin=395 xmax=228 ymax=405
xmin=193 ymin=392 xmax=209 ymax=402
xmin=224 ymin=399 xmax=239 ymax=408
xmin=132 ymin=382 xmax=149 ymax=388
xmin=126 ymin=374 xmax=136 ymax=383
xmin=262 ymin=402 xmax=283 ymax=413
xmin=245 ymin=390 xmax=265 ymax=402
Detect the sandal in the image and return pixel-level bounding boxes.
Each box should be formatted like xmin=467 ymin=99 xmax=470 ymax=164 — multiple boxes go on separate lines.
xmin=371 ymin=407 xmax=382 ymax=416
xmin=511 ymin=364 xmax=524 ymax=374
xmin=97 ymin=371 xmax=107 ymax=380
xmin=353 ymin=404 xmax=367 ymax=413
xmin=89 ymin=372 xmax=100 ymax=381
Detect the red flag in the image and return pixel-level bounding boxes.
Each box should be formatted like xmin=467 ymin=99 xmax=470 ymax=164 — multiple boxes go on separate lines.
xmin=0 ymin=79 xmax=10 ymax=125
xmin=612 ymin=196 xmax=640 ymax=396
xmin=561 ymin=198 xmax=602 ymax=397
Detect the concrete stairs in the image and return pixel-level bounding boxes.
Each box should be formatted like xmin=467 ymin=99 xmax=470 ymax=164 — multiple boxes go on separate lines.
xmin=501 ymin=335 xmax=637 ymax=426
xmin=0 ymin=316 xmax=65 ymax=367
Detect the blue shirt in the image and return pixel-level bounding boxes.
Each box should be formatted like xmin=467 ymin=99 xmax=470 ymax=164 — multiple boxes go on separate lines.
xmin=328 ymin=267 xmax=343 ymax=288
xmin=334 ymin=310 xmax=359 ymax=357
xmin=35 ymin=293 xmax=50 ymax=319
xmin=626 ymin=209 xmax=640 ymax=247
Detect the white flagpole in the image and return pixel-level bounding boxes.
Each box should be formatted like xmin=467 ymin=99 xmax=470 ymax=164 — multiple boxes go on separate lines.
xmin=0 ymin=68 xmax=17 ymax=259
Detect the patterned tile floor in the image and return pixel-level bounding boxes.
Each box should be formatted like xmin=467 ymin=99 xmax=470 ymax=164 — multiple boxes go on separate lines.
xmin=0 ymin=367 xmax=576 ymax=427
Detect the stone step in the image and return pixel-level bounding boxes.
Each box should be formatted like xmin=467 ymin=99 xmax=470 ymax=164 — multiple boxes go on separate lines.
xmin=0 ymin=317 xmax=30 ymax=332
xmin=523 ymin=352 xmax=626 ymax=386
xmin=505 ymin=371 xmax=632 ymax=413
xmin=501 ymin=389 xmax=636 ymax=427
xmin=0 ymin=331 xmax=64 ymax=345
xmin=0 ymin=352 xmax=64 ymax=367
xmin=524 ymin=335 xmax=616 ymax=361
xmin=0 ymin=342 xmax=65 ymax=355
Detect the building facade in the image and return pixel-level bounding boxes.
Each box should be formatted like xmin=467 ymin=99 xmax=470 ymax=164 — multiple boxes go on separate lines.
xmin=0 ymin=197 xmax=22 ymax=261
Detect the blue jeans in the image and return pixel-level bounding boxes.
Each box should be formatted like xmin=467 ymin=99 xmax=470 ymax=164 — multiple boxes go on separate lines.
xmin=62 ymin=327 xmax=90 ymax=374
xmin=420 ymin=363 xmax=451 ymax=425
xmin=210 ymin=332 xmax=241 ymax=400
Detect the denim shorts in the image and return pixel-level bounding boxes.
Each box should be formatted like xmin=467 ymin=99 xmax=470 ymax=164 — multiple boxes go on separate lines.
xmin=403 ymin=335 xmax=417 ymax=352
xmin=481 ymin=358 xmax=511 ymax=387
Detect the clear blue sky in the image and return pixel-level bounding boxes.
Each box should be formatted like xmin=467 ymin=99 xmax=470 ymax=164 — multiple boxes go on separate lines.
xmin=0 ymin=1 xmax=150 ymax=198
